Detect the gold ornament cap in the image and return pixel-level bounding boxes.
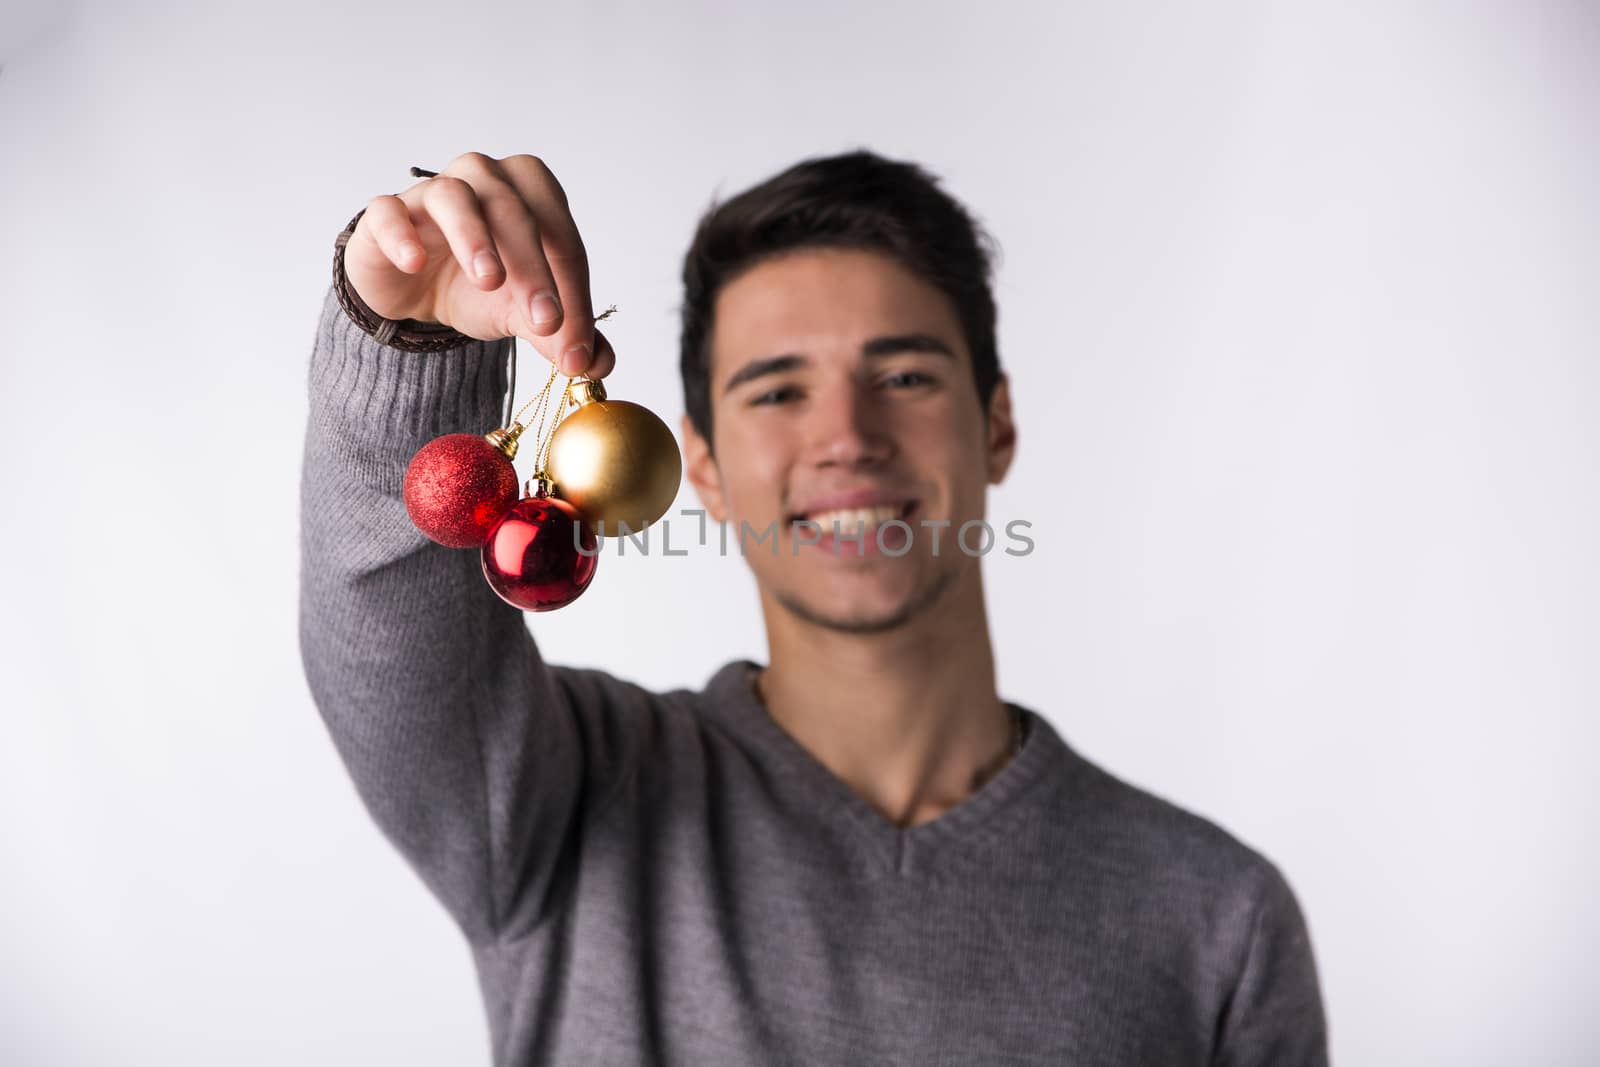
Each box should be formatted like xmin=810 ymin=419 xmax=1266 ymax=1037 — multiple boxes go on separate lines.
xmin=484 ymin=421 xmax=526 ymax=460
xmin=570 ymin=378 xmax=607 ymax=406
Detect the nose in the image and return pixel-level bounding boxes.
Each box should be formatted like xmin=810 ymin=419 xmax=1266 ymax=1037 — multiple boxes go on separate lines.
xmin=804 ymin=379 xmax=895 ymax=469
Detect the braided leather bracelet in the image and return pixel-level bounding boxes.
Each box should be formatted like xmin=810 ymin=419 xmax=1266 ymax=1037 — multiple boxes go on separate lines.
xmin=332 ymin=206 xmax=478 ymax=353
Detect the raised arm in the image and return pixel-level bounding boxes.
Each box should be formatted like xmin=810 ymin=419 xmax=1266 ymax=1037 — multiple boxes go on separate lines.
xmin=297 ymin=153 xmax=630 ymax=945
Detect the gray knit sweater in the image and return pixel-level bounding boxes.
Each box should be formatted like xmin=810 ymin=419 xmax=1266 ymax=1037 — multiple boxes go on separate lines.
xmin=298 ymin=282 xmax=1328 ymax=1066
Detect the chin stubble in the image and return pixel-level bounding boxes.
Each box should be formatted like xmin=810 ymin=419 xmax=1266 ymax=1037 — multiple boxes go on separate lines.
xmin=773 ymin=562 xmax=962 ymax=636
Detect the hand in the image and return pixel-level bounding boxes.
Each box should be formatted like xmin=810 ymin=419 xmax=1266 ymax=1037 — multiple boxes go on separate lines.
xmin=342 ymin=152 xmax=615 ymax=378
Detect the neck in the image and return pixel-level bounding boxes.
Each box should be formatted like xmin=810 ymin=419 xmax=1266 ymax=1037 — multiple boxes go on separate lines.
xmin=754 ymin=566 xmax=1013 ymax=828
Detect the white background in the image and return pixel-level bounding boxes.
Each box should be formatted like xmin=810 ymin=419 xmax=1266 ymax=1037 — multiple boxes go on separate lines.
xmin=2 ymin=1 xmax=1595 ymax=1064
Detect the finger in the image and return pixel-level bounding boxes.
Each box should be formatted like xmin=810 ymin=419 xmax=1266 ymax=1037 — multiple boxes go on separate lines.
xmin=500 ymin=155 xmax=597 ymax=373
xmin=585 ymin=327 xmax=617 ymax=380
xmin=415 ymin=175 xmax=541 ymax=306
xmin=470 ymin=178 xmax=574 ymax=348
xmin=429 ymin=156 xmax=575 ymax=355
xmin=361 ymin=194 xmax=428 ymax=274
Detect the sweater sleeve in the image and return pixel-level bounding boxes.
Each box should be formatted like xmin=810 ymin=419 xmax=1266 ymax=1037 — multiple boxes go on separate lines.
xmin=297 ymin=283 xmax=644 ymax=946
xmin=1210 ymin=862 xmax=1330 ymax=1067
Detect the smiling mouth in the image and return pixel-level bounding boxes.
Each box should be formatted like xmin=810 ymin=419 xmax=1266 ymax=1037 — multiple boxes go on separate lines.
xmin=790 ymin=500 xmax=919 ymax=532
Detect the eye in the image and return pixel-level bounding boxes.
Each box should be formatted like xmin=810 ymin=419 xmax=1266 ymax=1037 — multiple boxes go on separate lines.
xmin=880 ymin=370 xmax=936 ymax=390
xmin=750 ymin=384 xmax=802 ymax=406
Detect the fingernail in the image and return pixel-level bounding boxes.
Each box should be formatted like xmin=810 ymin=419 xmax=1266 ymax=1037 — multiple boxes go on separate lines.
xmin=562 ymin=343 xmax=592 ymax=375
xmin=530 ymin=291 xmax=562 ymax=325
xmin=473 ymin=251 xmax=500 ymax=279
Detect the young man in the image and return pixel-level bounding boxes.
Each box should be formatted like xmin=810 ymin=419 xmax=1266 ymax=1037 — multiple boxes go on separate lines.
xmin=300 ymin=150 xmax=1328 ymax=1065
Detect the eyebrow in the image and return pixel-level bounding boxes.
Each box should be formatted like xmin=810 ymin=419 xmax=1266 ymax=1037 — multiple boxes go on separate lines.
xmin=722 ymin=334 xmax=956 ymax=394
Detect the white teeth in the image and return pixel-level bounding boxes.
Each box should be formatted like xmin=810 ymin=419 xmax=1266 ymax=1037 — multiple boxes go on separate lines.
xmin=804 ymin=505 xmax=902 ymax=531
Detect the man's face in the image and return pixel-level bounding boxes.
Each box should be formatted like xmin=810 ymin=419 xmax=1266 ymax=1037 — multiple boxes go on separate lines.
xmin=682 ymin=246 xmax=1015 ymax=634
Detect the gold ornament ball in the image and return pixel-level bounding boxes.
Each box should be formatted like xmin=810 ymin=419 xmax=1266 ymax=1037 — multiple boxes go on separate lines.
xmin=545 ymin=379 xmax=682 ymax=534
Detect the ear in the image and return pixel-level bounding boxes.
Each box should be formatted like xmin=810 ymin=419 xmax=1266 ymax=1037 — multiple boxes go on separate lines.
xmin=985 ymin=373 xmax=1017 ymax=485
xmin=681 ymin=413 xmax=728 ymax=523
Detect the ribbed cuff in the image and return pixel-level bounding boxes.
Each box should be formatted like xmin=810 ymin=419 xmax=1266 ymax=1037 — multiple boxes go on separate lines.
xmin=308 ymin=283 xmax=512 ymax=495
xmin=308 ymin=281 xmax=508 ymax=444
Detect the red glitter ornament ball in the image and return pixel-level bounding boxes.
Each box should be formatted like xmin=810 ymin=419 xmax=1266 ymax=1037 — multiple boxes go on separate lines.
xmin=481 ymin=495 xmax=600 ymax=611
xmin=403 ymin=434 xmax=520 ymax=549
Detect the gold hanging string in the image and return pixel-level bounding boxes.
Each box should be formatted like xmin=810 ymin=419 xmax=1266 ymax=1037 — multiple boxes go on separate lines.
xmin=513 ymin=361 xmax=563 ymax=440
xmin=536 ymin=379 xmax=575 ymax=476
xmin=527 ymin=376 xmax=565 ymax=478
xmin=491 ymin=305 xmax=619 ymax=480
xmin=504 ymin=305 xmax=618 ymax=430
xmin=485 ymin=356 xmax=558 ymax=464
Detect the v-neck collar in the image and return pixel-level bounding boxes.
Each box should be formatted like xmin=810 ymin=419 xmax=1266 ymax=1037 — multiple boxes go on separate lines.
xmin=698 ymin=659 xmax=1067 ymax=879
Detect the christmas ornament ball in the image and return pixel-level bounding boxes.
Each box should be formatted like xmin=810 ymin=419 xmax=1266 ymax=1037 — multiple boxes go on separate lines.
xmin=545 ymin=379 xmax=682 ymax=534
xmin=481 ymin=493 xmax=600 ymax=611
xmin=403 ymin=433 xmax=521 ymax=548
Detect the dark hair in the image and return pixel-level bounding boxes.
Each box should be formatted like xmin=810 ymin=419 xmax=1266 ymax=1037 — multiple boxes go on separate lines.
xmin=678 ymin=149 xmax=1002 ymax=445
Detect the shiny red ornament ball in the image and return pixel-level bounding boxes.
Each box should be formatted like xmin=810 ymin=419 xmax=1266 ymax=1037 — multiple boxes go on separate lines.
xmin=403 ymin=434 xmax=520 ymax=549
xmin=481 ymin=495 xmax=600 ymax=611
